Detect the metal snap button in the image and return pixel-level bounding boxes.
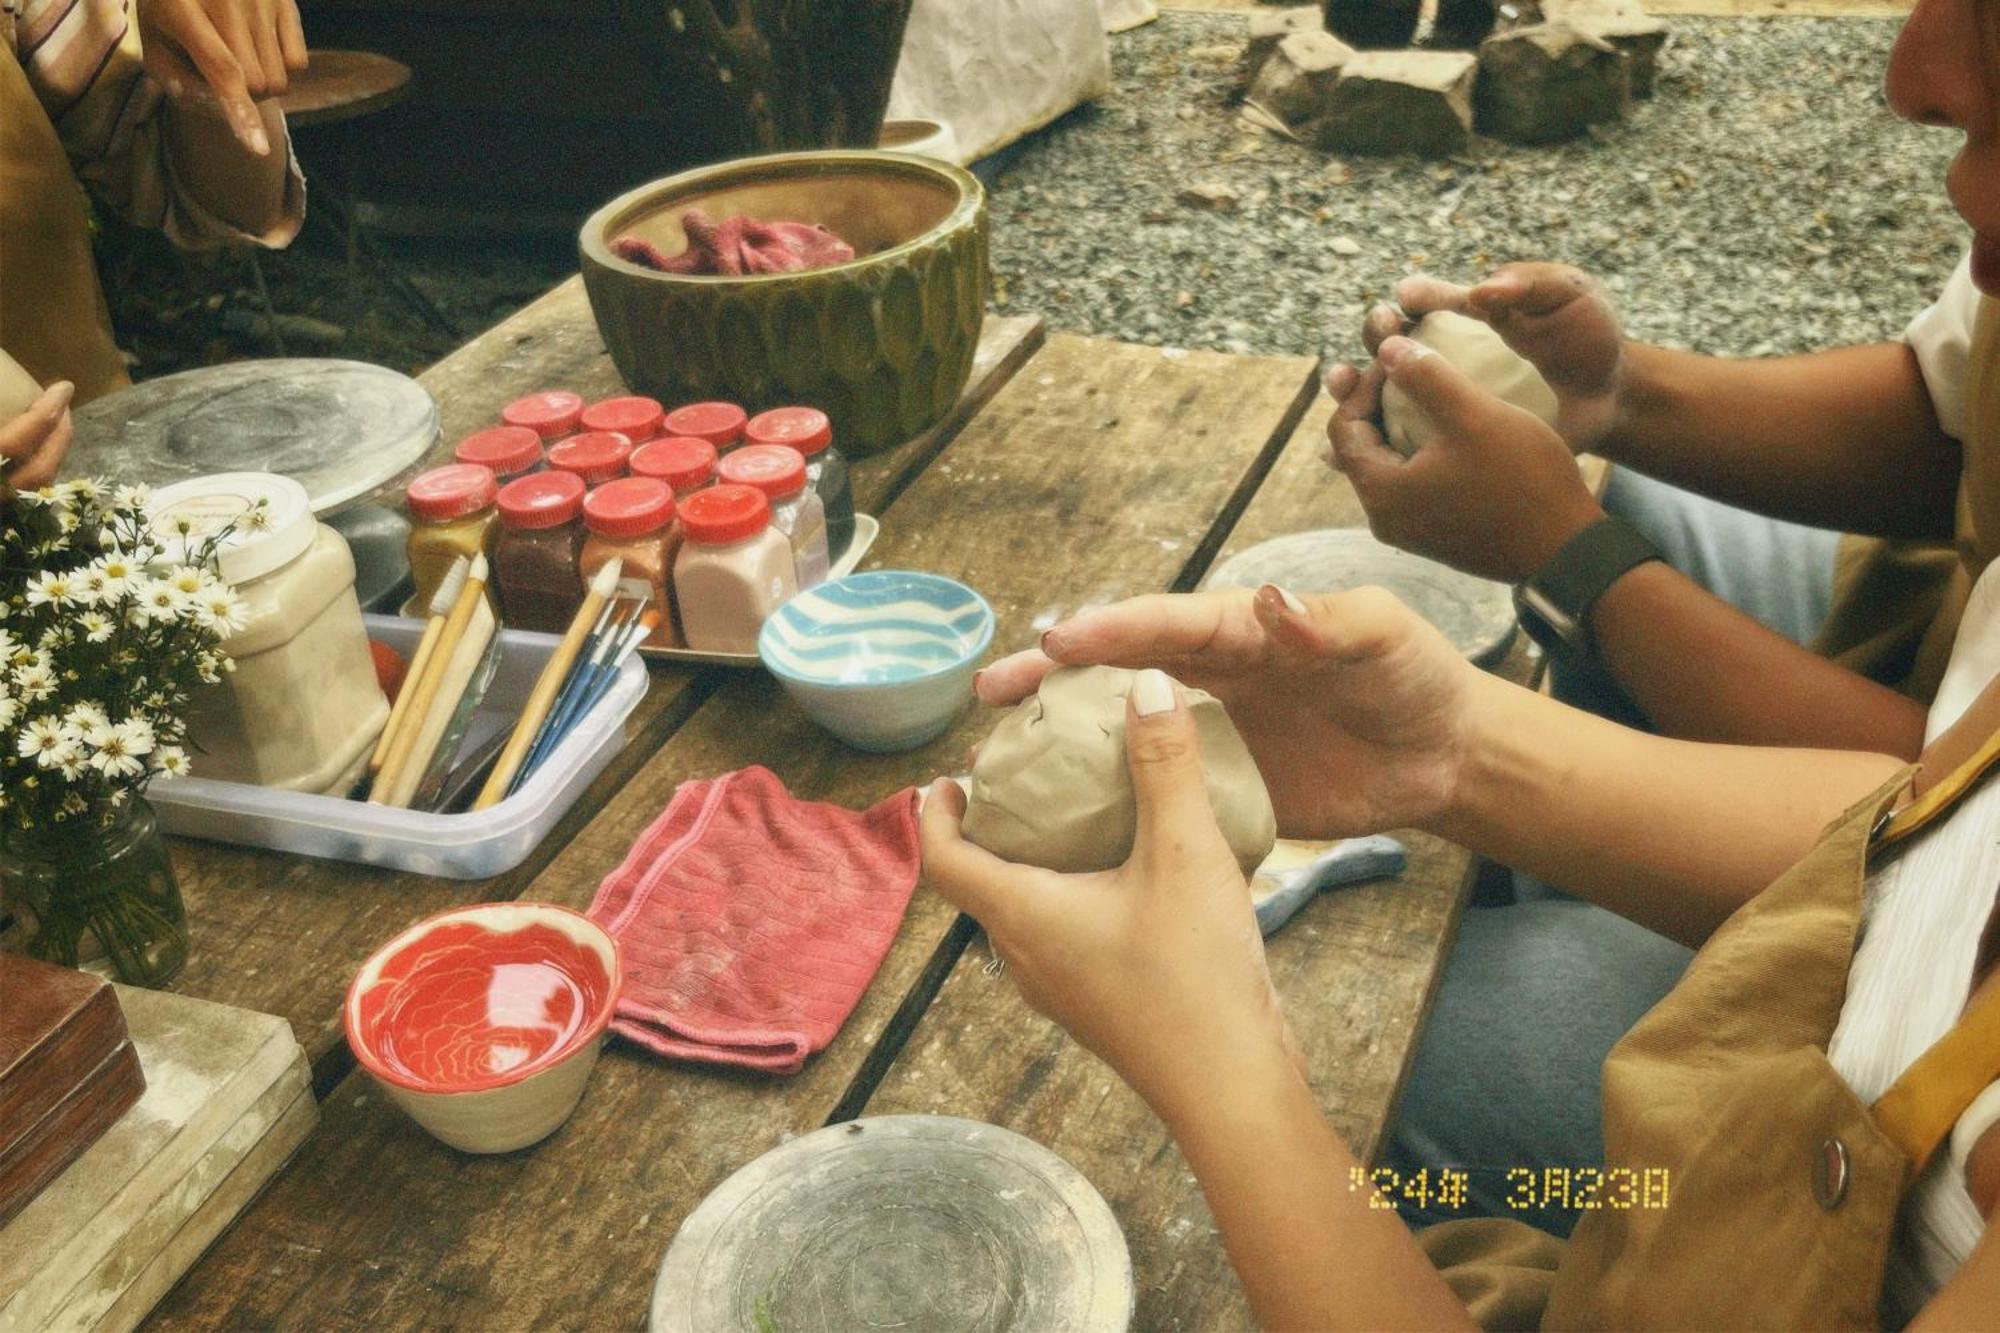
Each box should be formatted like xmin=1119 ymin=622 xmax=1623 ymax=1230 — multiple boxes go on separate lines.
xmin=1814 ymin=1137 xmax=1851 ymax=1210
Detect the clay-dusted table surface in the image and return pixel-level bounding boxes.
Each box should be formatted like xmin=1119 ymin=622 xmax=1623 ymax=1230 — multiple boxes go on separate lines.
xmin=150 ymin=281 xmax=1534 ymax=1331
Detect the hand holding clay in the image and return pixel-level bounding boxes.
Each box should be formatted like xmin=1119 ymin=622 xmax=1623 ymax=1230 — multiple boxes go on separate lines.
xmin=961 ymin=665 xmax=1276 ymax=878
xmin=1325 ymin=335 xmax=1605 ymax=584
xmin=0 ymin=382 xmax=76 ymax=495
xmin=1378 ymin=312 xmax=1558 ymax=458
xmin=139 ymin=0 xmax=308 ymax=155
xmin=972 ymin=586 xmax=1476 ymax=842
xmin=922 ymin=670 xmax=1296 ymax=1119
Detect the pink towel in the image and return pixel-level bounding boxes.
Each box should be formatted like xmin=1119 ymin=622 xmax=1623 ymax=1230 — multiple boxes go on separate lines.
xmin=587 ymin=766 xmax=921 ymax=1074
xmin=611 ymin=207 xmax=856 ymax=276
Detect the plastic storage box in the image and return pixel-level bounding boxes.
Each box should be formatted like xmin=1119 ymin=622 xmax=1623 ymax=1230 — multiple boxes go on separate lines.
xmin=149 ymin=615 xmax=649 ymax=879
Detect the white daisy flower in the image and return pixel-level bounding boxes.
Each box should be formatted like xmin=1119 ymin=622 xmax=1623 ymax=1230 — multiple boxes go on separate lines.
xmin=196 ymin=590 xmax=248 ymax=636
xmin=24 ymin=570 xmax=75 ymax=609
xmin=62 ymin=478 xmax=101 ymax=505
xmin=0 ymin=628 xmax=18 ymax=658
xmin=65 ymin=701 xmax=109 ymax=733
xmin=132 ymin=579 xmax=186 ymax=624
xmin=115 ymin=716 xmax=156 ymax=757
xmin=34 ymin=737 xmax=80 ymax=772
xmin=0 ymin=696 xmax=19 ymax=730
xmin=17 ymin=717 xmax=64 ymax=761
xmin=94 ymin=552 xmax=138 ymax=601
xmin=12 ymin=662 xmax=54 ymax=703
xmin=77 ymin=611 xmax=113 ymax=644
xmin=114 ymin=483 xmax=152 ymax=511
xmin=155 ymin=745 xmax=191 ymax=778
xmin=165 ymin=565 xmax=205 ymax=596
xmin=85 ymin=724 xmax=144 ymax=780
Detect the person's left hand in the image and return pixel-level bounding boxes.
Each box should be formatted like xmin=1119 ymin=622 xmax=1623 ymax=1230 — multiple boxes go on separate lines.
xmin=138 ymin=0 xmax=307 ymax=155
xmin=1 ymin=382 xmax=76 ymax=496
xmin=1324 ymin=337 xmax=1606 ymax=584
xmin=921 ymin=668 xmax=1296 ymax=1119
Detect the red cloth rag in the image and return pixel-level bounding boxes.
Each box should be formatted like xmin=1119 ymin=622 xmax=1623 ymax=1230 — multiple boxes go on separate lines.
xmin=611 ymin=206 xmax=857 ymax=276
xmin=586 ymin=766 xmax=921 ymax=1075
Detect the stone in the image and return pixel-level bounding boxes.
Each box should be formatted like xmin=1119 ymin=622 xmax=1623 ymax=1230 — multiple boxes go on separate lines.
xmin=1309 ymin=50 xmax=1478 ymax=158
xmin=1245 ymin=30 xmax=1355 ymax=127
xmin=1475 ymin=22 xmax=1630 ymax=146
xmin=1323 ymin=0 xmax=1422 ymax=50
xmin=1243 ymin=6 xmax=1322 ymax=86
xmin=1330 ymin=235 xmax=1362 ymax=256
xmin=1178 ymin=181 xmax=1241 ymax=211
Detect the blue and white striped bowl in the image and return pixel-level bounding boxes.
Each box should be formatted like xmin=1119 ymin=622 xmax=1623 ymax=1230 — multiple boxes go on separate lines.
xmin=759 ymin=571 xmax=995 ymax=752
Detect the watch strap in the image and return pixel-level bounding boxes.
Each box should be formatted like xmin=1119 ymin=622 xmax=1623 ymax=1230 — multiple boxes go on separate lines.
xmin=1517 ymin=516 xmax=1664 ymax=652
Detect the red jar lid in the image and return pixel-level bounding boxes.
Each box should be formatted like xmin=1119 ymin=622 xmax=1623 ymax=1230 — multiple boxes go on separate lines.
xmin=718 ymin=444 xmax=808 ymax=500
xmin=662 ymin=401 xmax=747 ymax=448
xmin=501 ymin=390 xmax=585 ymax=439
xmin=745 ymin=406 xmax=832 ymax=457
xmin=497 ymin=470 xmax=586 ymax=530
xmin=679 ymin=483 xmax=772 ymax=545
xmin=582 ymin=477 xmax=676 ymax=540
xmin=547 ymin=431 xmax=634 ymax=486
xmin=406 ymin=463 xmax=498 ymax=522
xmin=455 ymin=425 xmax=545 ymax=477
xmin=580 ymin=396 xmax=665 ymax=442
xmin=630 ymin=436 xmax=718 ymax=492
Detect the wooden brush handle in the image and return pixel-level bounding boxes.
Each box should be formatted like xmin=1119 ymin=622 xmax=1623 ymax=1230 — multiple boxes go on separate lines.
xmin=473 ymin=586 xmax=611 ymax=810
xmin=370 ymin=616 xmax=444 ymax=775
xmin=388 ymin=599 xmax=495 ymax=808
xmin=371 ymin=576 xmax=486 ymax=804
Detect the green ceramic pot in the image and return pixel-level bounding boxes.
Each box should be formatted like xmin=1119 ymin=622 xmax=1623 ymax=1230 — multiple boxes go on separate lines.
xmin=579 ymin=151 xmax=989 ymax=458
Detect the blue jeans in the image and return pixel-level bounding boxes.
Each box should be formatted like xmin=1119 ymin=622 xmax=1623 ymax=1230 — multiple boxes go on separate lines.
xmin=1383 ymin=470 xmax=1842 ymax=1236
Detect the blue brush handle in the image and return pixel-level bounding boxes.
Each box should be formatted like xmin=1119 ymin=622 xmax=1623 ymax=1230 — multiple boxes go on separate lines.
xmin=511 ymin=662 xmax=602 ymax=795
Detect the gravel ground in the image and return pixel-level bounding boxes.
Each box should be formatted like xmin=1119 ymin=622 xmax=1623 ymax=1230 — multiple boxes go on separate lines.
xmin=985 ymin=13 xmax=1965 ymax=362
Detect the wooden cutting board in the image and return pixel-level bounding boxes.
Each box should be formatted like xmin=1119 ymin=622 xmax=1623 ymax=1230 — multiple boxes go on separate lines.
xmin=0 ymin=956 xmax=145 ymax=1226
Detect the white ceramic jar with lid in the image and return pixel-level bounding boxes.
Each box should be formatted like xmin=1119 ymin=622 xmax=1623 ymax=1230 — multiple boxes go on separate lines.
xmin=152 ymin=472 xmax=388 ymax=794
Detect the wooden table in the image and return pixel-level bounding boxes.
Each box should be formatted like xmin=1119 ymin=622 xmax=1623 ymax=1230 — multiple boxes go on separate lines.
xmin=145 ymin=279 xmax=1535 ymax=1330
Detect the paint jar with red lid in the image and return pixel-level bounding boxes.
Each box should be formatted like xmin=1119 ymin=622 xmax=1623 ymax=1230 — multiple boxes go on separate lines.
xmin=662 ymin=401 xmax=747 ymax=455
xmin=580 ymin=396 xmax=664 ymax=443
xmin=745 ymin=406 xmax=853 ymax=563
xmin=501 ymin=391 xmax=584 ymax=440
xmin=494 ymin=471 xmax=588 ymax=634
xmin=454 ymin=425 xmax=545 ymax=482
xmin=547 ymin=431 xmax=635 ymax=487
xmin=404 ymin=463 xmax=498 ymax=612
xmin=673 ymin=483 xmax=798 ymax=655
xmin=719 ymin=445 xmax=830 ymax=589
xmin=581 ymin=477 xmax=679 ymax=648
xmin=630 ymin=436 xmax=718 ymax=497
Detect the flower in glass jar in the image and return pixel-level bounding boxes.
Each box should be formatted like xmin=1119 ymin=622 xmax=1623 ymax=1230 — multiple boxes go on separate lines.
xmin=25 ymin=570 xmax=76 ymax=610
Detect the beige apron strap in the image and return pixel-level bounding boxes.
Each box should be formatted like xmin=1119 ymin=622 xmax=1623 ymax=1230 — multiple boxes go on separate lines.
xmin=1872 ymin=719 xmax=2000 ymax=851
xmin=1872 ymin=980 xmax=2000 ymax=1174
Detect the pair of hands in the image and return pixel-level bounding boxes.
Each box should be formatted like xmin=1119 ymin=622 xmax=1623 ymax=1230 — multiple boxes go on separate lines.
xmin=2 ymin=383 xmax=76 ymax=496
xmin=139 ymin=0 xmax=307 ymax=156
xmin=921 ymin=584 xmax=1478 ymax=1115
xmin=1325 ymin=262 xmax=1627 ymax=583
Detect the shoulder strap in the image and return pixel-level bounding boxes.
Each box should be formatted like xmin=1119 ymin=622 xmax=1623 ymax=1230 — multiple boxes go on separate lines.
xmin=1872 ymin=723 xmax=2000 ymax=853
xmin=1874 ymin=979 xmax=2000 ymax=1174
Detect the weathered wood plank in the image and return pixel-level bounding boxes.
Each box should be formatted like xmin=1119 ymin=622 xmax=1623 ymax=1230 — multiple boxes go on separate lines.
xmin=164 ymin=308 xmax=1045 ymax=1093
xmin=858 ymin=394 xmax=1535 ymax=1331
xmin=146 ymin=335 xmax=1319 ymax=1331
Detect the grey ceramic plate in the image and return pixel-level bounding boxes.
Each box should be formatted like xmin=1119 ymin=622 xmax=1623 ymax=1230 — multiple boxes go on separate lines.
xmin=650 ymin=1115 xmax=1133 ymax=1333
xmin=1204 ymin=528 xmax=1518 ymax=665
xmin=67 ymin=359 xmax=439 ymax=515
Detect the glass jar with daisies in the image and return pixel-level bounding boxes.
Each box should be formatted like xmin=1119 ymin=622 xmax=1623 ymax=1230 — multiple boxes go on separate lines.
xmin=0 ymin=477 xmax=248 ymax=986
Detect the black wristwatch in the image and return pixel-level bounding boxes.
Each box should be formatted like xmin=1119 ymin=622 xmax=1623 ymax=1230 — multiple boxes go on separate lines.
xmin=1513 ymin=516 xmax=1665 ymax=660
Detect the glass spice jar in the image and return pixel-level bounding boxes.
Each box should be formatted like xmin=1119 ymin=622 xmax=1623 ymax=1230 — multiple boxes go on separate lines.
xmin=674 ymin=483 xmax=798 ymax=655
xmin=746 ymin=406 xmax=854 ymax=564
xmin=494 ymin=471 xmax=588 ymax=634
xmin=454 ymin=424 xmax=545 ymax=482
xmin=580 ymin=395 xmax=665 ymax=444
xmin=581 ymin=477 xmax=681 ymax=648
xmin=547 ymin=430 xmax=634 ymax=487
xmin=502 ymin=390 xmax=584 ymax=440
xmin=662 ymin=401 xmax=747 ymax=456
xmin=405 ymin=463 xmax=498 ymax=613
xmin=718 ymin=445 xmax=830 ymax=590
xmin=630 ymin=436 xmax=718 ymax=497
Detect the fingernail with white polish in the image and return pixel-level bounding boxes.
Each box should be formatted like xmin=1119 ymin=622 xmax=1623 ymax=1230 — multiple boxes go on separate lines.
xmin=1274 ymin=586 xmax=1307 ymax=616
xmin=248 ymin=124 xmax=271 ymax=156
xmin=1132 ymin=668 xmax=1176 ymax=717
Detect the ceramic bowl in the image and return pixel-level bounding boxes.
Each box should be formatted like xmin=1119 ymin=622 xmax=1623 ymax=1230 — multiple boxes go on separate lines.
xmin=758 ymin=570 xmax=994 ymax=753
xmin=578 ymin=150 xmax=988 ymax=456
xmin=345 ymin=903 xmax=620 ymax=1154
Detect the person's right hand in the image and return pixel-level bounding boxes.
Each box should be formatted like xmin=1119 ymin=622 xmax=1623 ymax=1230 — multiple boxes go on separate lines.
xmin=973 ymin=585 xmax=1478 ymax=841
xmin=1360 ymin=262 xmax=1628 ymax=455
xmin=1 ymin=382 xmax=76 ymax=496
xmin=138 ymin=0 xmax=308 ymax=156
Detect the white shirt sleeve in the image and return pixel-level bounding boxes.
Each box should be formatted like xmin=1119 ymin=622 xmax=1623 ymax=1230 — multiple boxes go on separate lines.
xmin=1906 ymin=253 xmax=1982 ymax=442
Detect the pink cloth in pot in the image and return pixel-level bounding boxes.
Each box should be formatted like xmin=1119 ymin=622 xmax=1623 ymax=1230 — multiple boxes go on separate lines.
xmin=586 ymin=766 xmax=921 ymax=1075
xmin=611 ymin=207 xmax=856 ymax=276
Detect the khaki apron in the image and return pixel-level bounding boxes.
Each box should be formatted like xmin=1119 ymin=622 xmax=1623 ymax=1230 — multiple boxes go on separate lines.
xmin=1421 ymin=751 xmax=2000 ymax=1331
xmin=1814 ymin=297 xmax=2000 ymax=702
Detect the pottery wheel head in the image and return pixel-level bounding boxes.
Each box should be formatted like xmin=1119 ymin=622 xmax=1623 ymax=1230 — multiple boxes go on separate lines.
xmin=1205 ymin=529 xmax=1517 ymax=665
xmin=68 ymin=359 xmax=440 ymax=515
xmin=650 ymin=1116 xmax=1133 ymax=1333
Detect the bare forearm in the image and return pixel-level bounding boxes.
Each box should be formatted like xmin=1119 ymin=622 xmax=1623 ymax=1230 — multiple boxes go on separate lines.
xmin=1437 ymin=672 xmax=1905 ymax=945
xmin=1153 ymin=1041 xmax=1473 ymax=1333
xmin=1607 ymin=341 xmax=1959 ymax=539
xmin=1590 ymin=560 xmax=1930 ymax=757
xmin=162 ymin=98 xmax=292 ymax=235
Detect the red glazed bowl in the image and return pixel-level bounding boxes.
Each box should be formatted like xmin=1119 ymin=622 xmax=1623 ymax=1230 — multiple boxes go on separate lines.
xmin=344 ymin=903 xmax=621 ymax=1153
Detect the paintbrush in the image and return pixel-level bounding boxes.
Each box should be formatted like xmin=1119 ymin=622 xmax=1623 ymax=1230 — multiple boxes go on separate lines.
xmin=371 ymin=555 xmax=467 ymax=775
xmin=371 ymin=554 xmax=488 ymax=804
xmin=511 ymin=597 xmax=647 ymax=793
xmin=473 ymin=558 xmax=624 ymax=810
xmin=513 ymin=603 xmax=656 ymax=793
xmin=389 ymin=593 xmax=497 ymax=808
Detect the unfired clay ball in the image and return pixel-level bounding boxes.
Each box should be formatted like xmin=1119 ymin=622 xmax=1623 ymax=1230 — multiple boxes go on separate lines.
xmin=1381 ymin=310 xmax=1559 ymax=457
xmin=961 ymin=666 xmax=1277 ymax=878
